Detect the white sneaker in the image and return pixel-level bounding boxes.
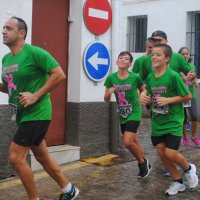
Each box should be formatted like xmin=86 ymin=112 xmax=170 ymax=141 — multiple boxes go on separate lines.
xmin=185 ymin=164 xmax=199 ymax=189
xmin=165 ymin=182 xmax=185 ymax=196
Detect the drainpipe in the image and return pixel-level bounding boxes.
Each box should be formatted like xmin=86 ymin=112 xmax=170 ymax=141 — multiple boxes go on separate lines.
xmin=110 ymin=0 xmax=122 ymax=153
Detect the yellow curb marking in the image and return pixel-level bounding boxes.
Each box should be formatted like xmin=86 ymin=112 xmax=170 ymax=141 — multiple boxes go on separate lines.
xmin=0 ymin=154 xmax=117 ymax=190
xmin=82 ymin=154 xmax=118 ymax=163
xmin=0 ymin=161 xmax=89 ymax=190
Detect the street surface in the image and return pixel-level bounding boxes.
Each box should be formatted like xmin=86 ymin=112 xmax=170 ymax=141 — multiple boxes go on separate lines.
xmin=0 ymin=119 xmax=200 ymax=200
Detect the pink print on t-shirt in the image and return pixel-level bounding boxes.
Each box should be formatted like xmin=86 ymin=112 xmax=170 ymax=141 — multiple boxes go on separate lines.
xmin=116 ymin=91 xmax=128 ymax=105
xmin=185 ymin=79 xmax=192 ymax=86
xmin=4 ymin=74 xmax=17 ymax=96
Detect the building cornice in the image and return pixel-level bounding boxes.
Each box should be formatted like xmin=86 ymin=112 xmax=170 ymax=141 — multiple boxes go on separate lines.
xmin=123 ymin=0 xmax=159 ymax=4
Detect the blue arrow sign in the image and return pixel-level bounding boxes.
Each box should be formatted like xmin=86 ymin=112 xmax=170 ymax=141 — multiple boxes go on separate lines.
xmin=83 ymin=41 xmax=111 ymax=81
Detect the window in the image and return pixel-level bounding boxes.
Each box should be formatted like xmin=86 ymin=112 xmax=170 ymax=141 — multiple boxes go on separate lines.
xmin=186 ymin=11 xmax=200 ymax=77
xmin=127 ymin=15 xmax=147 ymax=52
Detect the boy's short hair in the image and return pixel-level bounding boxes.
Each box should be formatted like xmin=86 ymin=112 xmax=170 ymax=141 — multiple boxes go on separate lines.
xmin=153 ymin=44 xmax=172 ymax=62
xmin=118 ymin=51 xmax=133 ymax=63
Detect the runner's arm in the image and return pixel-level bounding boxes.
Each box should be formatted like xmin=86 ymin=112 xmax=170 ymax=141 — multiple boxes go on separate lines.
xmin=156 ymin=93 xmax=192 ymax=106
xmin=104 ymin=87 xmax=115 ymax=102
xmin=0 ymin=83 xmax=8 ymax=93
xmin=19 ymin=66 xmax=66 ymax=108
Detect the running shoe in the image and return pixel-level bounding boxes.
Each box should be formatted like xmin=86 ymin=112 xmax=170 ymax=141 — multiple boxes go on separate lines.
xmin=186 ymin=122 xmax=191 ymax=131
xmin=137 ymin=158 xmax=151 ymax=179
xmin=191 ymin=137 xmax=200 ymax=146
xmin=59 ymin=185 xmax=79 ymax=200
xmin=165 ymin=181 xmax=185 ymax=196
xmin=163 ymin=168 xmax=170 ymax=177
xmin=182 ymin=136 xmax=189 ymax=146
xmin=185 ymin=164 xmax=199 ymax=189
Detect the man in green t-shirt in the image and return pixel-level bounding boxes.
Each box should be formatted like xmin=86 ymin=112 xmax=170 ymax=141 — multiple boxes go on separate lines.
xmin=0 ymin=17 xmax=79 ymax=200
xmin=140 ymin=44 xmax=198 ymax=196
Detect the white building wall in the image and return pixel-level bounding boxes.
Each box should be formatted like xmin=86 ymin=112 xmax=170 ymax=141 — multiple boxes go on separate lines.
xmin=0 ymin=0 xmax=199 ymax=104
xmin=0 ymin=0 xmax=32 ymax=104
xmin=121 ymin=0 xmax=200 ymax=55
xmin=68 ymin=0 xmax=112 ymax=103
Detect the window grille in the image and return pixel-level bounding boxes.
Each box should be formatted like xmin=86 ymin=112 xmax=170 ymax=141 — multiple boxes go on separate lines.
xmin=127 ymin=15 xmax=147 ymax=52
xmin=186 ymin=11 xmax=200 ymax=77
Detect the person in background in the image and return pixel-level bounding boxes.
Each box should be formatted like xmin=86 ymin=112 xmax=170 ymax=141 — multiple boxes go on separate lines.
xmin=178 ymin=47 xmax=200 ymax=146
xmin=132 ymin=37 xmax=153 ymax=75
xmin=140 ymin=43 xmax=198 ymax=196
xmin=104 ymin=51 xmax=152 ymax=179
xmin=1 ymin=16 xmax=79 ymax=200
xmin=132 ymin=38 xmax=153 ymax=116
xmin=139 ymin=30 xmax=196 ymax=83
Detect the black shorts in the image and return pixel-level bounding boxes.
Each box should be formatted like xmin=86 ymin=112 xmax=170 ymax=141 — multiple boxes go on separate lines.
xmin=120 ymin=121 xmax=140 ymax=134
xmin=151 ymin=134 xmax=181 ymax=150
xmin=13 ymin=120 xmax=51 ymax=147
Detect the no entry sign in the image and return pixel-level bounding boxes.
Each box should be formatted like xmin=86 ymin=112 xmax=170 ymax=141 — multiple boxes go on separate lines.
xmin=83 ymin=0 xmax=112 ymax=35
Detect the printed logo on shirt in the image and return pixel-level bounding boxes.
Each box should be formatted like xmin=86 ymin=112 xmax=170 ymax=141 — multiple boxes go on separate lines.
xmin=151 ymin=87 xmax=169 ymax=114
xmin=4 ymin=74 xmax=17 ymax=96
xmin=2 ymin=64 xmax=18 ymax=96
xmin=2 ymin=64 xmax=18 ymax=74
xmin=114 ymin=84 xmax=132 ymax=118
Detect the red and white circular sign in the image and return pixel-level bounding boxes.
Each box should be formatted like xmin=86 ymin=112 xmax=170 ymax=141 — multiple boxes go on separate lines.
xmin=83 ymin=0 xmax=112 ymax=35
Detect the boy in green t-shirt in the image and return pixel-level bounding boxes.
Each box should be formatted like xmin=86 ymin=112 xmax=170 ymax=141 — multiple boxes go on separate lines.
xmin=104 ymin=51 xmax=151 ymax=179
xmin=140 ymin=44 xmax=198 ymax=196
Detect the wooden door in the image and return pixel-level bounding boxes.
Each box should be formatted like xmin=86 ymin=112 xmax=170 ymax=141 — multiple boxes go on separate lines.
xmin=32 ymin=0 xmax=69 ymax=145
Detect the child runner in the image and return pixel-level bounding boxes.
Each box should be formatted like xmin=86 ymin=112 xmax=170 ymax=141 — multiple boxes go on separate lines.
xmin=178 ymin=47 xmax=200 ymax=146
xmin=135 ymin=30 xmax=196 ymax=177
xmin=104 ymin=51 xmax=151 ymax=179
xmin=140 ymin=44 xmax=198 ymax=196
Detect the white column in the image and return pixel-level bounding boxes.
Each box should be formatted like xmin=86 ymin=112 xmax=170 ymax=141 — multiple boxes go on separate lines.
xmin=111 ymin=0 xmax=122 ymax=72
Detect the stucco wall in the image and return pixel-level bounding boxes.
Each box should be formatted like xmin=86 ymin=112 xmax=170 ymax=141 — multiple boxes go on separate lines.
xmin=67 ymin=102 xmax=111 ymax=158
xmin=68 ymin=0 xmax=112 ymax=103
xmin=121 ymin=0 xmax=200 ymax=119
xmin=121 ymin=0 xmax=200 ymax=55
xmin=0 ymin=105 xmax=17 ymax=179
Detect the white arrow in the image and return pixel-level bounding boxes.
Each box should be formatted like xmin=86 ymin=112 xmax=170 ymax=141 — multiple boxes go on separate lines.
xmin=89 ymin=8 xmax=109 ymax=20
xmin=87 ymin=52 xmax=109 ymax=70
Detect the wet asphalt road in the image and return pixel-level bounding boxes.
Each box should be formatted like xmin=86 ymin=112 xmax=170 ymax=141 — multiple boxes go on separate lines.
xmin=0 ymin=118 xmax=200 ymax=200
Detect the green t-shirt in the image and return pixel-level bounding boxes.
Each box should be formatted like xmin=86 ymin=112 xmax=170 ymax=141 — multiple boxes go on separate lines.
xmin=104 ymin=71 xmax=143 ymax=124
xmin=2 ymin=43 xmax=59 ymax=125
xmin=141 ymin=52 xmax=193 ymax=81
xmin=132 ymin=55 xmax=146 ymax=77
xmin=146 ymin=68 xmax=189 ymax=137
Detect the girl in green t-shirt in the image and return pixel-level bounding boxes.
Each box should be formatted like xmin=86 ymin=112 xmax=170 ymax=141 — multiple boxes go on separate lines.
xmin=178 ymin=47 xmax=200 ymax=146
xmin=140 ymin=44 xmax=198 ymax=196
xmin=104 ymin=51 xmax=151 ymax=179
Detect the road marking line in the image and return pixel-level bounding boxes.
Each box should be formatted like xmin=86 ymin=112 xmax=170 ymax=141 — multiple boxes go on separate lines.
xmin=0 ymin=161 xmax=90 ymax=190
xmin=81 ymin=154 xmax=118 ymax=164
xmin=0 ymin=154 xmax=118 ymax=190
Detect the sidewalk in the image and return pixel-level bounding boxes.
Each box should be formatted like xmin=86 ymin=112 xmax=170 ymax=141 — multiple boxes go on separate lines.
xmin=0 ymin=119 xmax=200 ymax=200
